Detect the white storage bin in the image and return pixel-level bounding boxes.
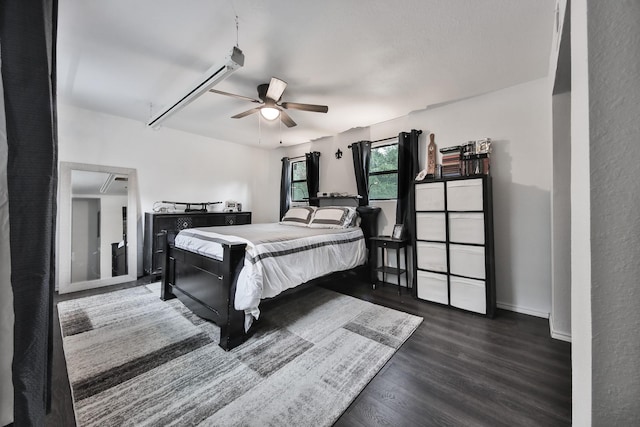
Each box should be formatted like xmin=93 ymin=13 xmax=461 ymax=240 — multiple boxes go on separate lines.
xmin=416 ymin=241 xmax=447 ymax=272
xmin=450 ymin=276 xmax=486 ymax=314
xmin=416 ymin=271 xmax=449 ymax=304
xmin=416 ymin=213 xmax=446 ymax=241
xmin=415 ymin=182 xmax=445 ymax=211
xmin=449 ymin=213 xmax=485 ymax=244
xmin=449 ymin=244 xmax=485 ymax=279
xmin=446 ymin=179 xmax=483 ymax=211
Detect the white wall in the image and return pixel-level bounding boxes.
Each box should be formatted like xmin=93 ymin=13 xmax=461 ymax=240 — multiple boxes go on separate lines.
xmin=415 ymin=79 xmax=553 ymax=317
xmin=548 ymin=0 xmax=572 ymax=343
xmin=585 ymin=1 xmax=640 ymax=424
xmin=58 ymin=103 xmax=273 ymax=222
xmin=276 ymin=78 xmax=553 ymax=316
xmin=57 ymin=103 xmax=276 ymax=274
xmin=570 ymin=0 xmax=592 ymax=424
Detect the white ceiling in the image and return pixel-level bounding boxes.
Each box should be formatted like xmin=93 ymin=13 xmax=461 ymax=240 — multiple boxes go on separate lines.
xmin=57 ymin=0 xmax=555 ymax=149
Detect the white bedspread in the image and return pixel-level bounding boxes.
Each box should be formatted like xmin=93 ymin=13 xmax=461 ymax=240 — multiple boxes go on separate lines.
xmin=174 ymin=223 xmax=367 ymax=321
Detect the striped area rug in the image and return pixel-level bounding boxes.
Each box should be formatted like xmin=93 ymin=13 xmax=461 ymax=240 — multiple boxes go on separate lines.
xmin=58 ymin=283 xmax=422 ymax=426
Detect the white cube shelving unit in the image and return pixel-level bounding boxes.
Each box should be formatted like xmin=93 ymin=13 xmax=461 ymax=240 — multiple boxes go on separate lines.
xmin=412 ymin=176 xmax=495 ymax=316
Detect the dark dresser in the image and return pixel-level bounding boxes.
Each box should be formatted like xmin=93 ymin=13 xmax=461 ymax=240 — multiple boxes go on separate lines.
xmin=144 ymin=211 xmax=252 ymax=276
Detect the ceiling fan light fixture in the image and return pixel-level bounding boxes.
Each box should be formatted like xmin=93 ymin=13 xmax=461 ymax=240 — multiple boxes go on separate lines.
xmin=260 ymin=107 xmax=280 ymax=121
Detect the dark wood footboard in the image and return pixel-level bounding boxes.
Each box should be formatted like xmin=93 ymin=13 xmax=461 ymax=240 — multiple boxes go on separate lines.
xmin=159 ymin=206 xmax=381 ymax=351
xmin=160 ymin=231 xmax=248 ymax=350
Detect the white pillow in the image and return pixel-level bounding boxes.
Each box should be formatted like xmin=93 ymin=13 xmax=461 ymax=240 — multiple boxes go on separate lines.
xmin=308 ymin=206 xmax=357 ymax=229
xmin=280 ymin=206 xmax=316 ymax=227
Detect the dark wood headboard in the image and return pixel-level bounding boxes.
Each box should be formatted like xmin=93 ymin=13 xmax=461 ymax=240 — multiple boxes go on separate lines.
xmin=308 ymin=197 xmax=380 ymax=249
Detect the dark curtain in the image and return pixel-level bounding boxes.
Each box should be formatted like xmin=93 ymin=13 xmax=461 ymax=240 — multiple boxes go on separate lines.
xmin=279 ymin=157 xmax=291 ymax=219
xmin=1 ymin=0 xmax=58 ymax=424
xmin=350 ymin=141 xmax=371 ymax=206
xmin=305 ymin=151 xmax=320 ymax=200
xmin=396 ymin=129 xmax=421 ymax=240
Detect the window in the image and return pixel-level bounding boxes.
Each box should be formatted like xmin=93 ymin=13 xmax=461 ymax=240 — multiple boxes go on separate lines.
xmin=291 ymin=160 xmax=308 ymax=202
xmin=369 ymin=143 xmax=398 ymax=200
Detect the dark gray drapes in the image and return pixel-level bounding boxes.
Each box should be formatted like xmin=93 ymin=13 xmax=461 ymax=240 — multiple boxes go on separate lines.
xmin=280 ymin=157 xmax=291 ymax=219
xmin=396 ymin=130 xmax=421 ymax=240
xmin=350 ymin=141 xmax=371 ymax=206
xmin=305 ymin=151 xmax=320 ymax=199
xmin=1 ymin=0 xmax=58 ymax=424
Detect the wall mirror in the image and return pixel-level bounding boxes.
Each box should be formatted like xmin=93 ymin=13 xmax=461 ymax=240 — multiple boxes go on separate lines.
xmin=58 ymin=162 xmax=138 ymax=294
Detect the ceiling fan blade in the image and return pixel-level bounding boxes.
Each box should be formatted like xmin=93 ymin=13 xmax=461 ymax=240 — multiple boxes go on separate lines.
xmin=209 ymin=89 xmax=261 ymax=104
xmin=266 ymin=77 xmax=287 ymax=102
xmin=279 ymin=109 xmax=297 ymax=128
xmin=281 ymin=102 xmax=328 ymax=113
xmin=231 ymin=107 xmax=262 ymax=119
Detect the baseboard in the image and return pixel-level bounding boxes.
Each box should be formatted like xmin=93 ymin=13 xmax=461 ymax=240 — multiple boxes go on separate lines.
xmin=549 ymin=315 xmax=572 ymax=342
xmin=496 ymin=301 xmax=549 ymax=319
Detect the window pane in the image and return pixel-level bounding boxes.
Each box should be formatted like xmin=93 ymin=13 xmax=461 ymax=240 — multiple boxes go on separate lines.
xmin=369 ymin=173 xmax=397 ymax=200
xmin=292 ymin=161 xmax=306 ymax=181
xmin=291 ymin=181 xmax=309 ymax=201
xmin=370 ymin=144 xmax=398 ymax=173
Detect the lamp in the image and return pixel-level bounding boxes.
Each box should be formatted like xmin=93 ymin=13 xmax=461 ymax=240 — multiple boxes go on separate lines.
xmin=260 ymin=107 xmax=280 ymax=121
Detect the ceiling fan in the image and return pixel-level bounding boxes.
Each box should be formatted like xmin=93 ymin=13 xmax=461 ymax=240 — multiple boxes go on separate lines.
xmin=209 ymin=77 xmax=328 ymax=127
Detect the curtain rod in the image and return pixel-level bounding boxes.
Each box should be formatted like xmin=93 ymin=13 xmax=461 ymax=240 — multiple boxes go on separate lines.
xmin=282 ymin=152 xmax=321 ymax=161
xmin=372 ymin=136 xmax=398 ymax=143
xmin=347 ymin=135 xmax=396 ymax=149
xmin=346 ymin=130 xmax=424 ymax=148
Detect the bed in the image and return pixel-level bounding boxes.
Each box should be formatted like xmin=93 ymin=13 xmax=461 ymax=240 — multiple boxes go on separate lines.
xmin=160 ymin=205 xmax=380 ymax=350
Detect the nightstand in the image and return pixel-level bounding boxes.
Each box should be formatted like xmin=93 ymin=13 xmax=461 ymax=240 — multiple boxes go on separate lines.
xmin=370 ymin=236 xmax=409 ymax=295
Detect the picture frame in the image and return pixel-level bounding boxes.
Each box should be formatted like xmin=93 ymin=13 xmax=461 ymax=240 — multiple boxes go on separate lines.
xmin=392 ymin=224 xmax=404 ymax=240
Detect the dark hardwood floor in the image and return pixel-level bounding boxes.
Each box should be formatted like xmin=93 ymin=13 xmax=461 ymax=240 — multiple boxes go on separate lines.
xmin=46 ymin=276 xmax=571 ymax=427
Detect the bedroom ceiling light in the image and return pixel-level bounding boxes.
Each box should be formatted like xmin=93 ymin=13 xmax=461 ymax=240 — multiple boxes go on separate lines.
xmin=147 ymin=46 xmax=245 ymax=129
xmin=260 ymin=107 xmax=280 ymax=121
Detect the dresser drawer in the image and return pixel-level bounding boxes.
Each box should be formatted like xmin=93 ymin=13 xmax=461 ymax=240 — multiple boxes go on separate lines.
xmin=449 ymin=213 xmax=485 ymax=244
xmin=224 ymin=213 xmax=251 ymax=225
xmin=450 ymin=276 xmax=486 ymax=314
xmin=416 ymin=212 xmax=446 ymax=241
xmin=416 ymin=241 xmax=447 ymax=273
xmin=415 ymin=182 xmax=445 ymax=211
xmin=449 ymin=244 xmax=485 ymax=279
xmin=446 ymin=179 xmax=483 ymax=211
xmin=416 ymin=270 xmax=448 ymax=304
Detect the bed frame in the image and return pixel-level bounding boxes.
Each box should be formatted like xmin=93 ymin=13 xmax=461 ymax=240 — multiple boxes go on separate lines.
xmin=160 ymin=206 xmax=380 ymax=351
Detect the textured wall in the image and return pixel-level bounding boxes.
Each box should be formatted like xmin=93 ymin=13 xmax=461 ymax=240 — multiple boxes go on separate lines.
xmin=588 ymin=1 xmax=640 ymax=424
xmin=0 ymin=50 xmax=15 ymax=427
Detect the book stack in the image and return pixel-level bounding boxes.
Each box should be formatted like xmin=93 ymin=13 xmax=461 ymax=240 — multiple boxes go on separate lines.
xmin=461 ymin=138 xmax=491 ymax=176
xmin=439 ymin=145 xmax=462 ymax=177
